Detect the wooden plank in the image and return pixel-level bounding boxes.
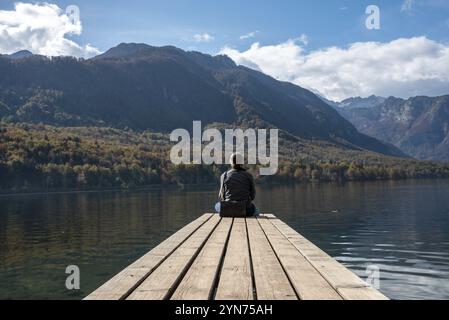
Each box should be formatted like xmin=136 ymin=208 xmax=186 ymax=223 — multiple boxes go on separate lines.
xmin=257 ymin=216 xmax=342 ymax=300
xmin=267 ymin=216 xmax=388 ymax=300
xmin=171 ymin=218 xmax=233 ymax=300
xmin=246 ymin=218 xmax=297 ymax=300
xmin=85 ymin=213 xmax=213 ymax=300
xmin=338 ymin=286 xmax=389 ymax=300
xmin=215 ymin=218 xmax=253 ymax=300
xmin=127 ymin=215 xmax=221 ymax=300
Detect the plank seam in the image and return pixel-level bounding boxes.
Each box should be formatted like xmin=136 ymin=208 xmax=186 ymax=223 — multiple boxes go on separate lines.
xmin=255 ymin=216 xmax=301 ymax=300
xmin=244 ymin=218 xmax=258 ymax=301
xmin=163 ymin=216 xmax=223 ymax=300
xmin=118 ymin=214 xmax=214 ymax=300
xmin=210 ymin=218 xmax=234 ymax=300
xmin=266 ymin=217 xmax=370 ymax=299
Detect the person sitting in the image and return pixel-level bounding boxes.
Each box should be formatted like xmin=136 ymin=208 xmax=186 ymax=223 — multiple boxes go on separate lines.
xmin=216 ymin=153 xmax=258 ymax=217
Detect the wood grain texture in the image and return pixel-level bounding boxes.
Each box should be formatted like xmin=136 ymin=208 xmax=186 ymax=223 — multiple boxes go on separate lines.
xmin=267 ymin=216 xmax=389 ymax=300
xmin=127 ymin=215 xmax=221 ymax=300
xmin=215 ymin=218 xmax=253 ymax=300
xmin=258 ymin=216 xmax=342 ymax=300
xmin=246 ymin=218 xmax=297 ymax=300
xmin=86 ymin=213 xmax=388 ymax=301
xmin=338 ymin=286 xmax=389 ymax=300
xmin=171 ymin=218 xmax=233 ymax=300
xmin=85 ymin=213 xmax=213 ymax=300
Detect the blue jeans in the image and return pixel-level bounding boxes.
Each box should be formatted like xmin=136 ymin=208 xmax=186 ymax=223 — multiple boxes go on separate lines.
xmin=215 ymin=202 xmax=260 ymax=217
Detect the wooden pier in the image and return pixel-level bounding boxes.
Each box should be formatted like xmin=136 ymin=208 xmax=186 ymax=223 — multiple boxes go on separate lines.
xmin=85 ymin=214 xmax=388 ymax=300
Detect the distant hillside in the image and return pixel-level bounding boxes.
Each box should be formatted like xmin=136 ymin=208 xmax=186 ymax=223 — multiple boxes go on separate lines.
xmin=0 ymin=50 xmax=34 ymax=60
xmin=7 ymin=44 xmax=449 ymax=192
xmin=2 ymin=123 xmax=448 ymax=192
xmin=6 ymin=50 xmax=34 ymax=60
xmin=337 ymin=95 xmax=386 ymax=110
xmin=338 ymin=95 xmax=449 ymax=161
xmin=0 ymin=43 xmax=403 ymax=158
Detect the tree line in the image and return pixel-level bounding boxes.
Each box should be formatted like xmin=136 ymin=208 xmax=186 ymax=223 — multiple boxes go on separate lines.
xmin=1 ymin=123 xmax=449 ymax=192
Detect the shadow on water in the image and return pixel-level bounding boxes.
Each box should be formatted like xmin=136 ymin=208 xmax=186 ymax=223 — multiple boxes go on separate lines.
xmin=0 ymin=180 xmax=449 ymax=299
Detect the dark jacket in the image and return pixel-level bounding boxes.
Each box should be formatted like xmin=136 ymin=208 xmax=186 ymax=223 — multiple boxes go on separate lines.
xmin=219 ymin=168 xmax=256 ymax=204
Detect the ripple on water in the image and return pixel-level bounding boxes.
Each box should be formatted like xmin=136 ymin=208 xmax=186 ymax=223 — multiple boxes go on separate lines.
xmin=1 ymin=180 xmax=449 ymax=299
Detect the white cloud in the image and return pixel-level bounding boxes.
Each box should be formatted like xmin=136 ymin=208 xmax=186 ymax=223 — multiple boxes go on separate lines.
xmin=0 ymin=2 xmax=100 ymax=58
xmin=240 ymin=31 xmax=258 ymax=40
xmin=220 ymin=36 xmax=449 ymax=101
xmin=193 ymin=33 xmax=214 ymax=43
xmin=295 ymin=33 xmax=308 ymax=46
xmin=401 ymin=0 xmax=413 ymax=12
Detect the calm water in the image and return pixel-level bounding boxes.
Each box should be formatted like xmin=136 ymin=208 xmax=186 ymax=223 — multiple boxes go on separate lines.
xmin=1 ymin=180 xmax=449 ymax=300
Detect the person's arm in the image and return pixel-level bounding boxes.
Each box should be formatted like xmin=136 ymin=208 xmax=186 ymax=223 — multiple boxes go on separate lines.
xmin=218 ymin=173 xmax=225 ymax=201
xmin=249 ymin=173 xmax=256 ymax=201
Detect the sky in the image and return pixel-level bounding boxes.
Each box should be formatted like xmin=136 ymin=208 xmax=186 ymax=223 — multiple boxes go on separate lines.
xmin=0 ymin=0 xmax=449 ymax=100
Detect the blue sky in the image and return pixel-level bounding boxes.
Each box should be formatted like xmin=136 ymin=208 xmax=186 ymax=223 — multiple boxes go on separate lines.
xmin=1 ymin=1 xmax=449 ymax=99
xmin=1 ymin=0 xmax=448 ymax=53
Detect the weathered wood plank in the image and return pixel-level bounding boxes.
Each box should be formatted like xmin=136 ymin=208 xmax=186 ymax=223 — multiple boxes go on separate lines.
xmin=257 ymin=216 xmax=342 ymax=300
xmin=85 ymin=213 xmax=213 ymax=300
xmin=338 ymin=286 xmax=389 ymax=300
xmin=215 ymin=218 xmax=253 ymax=300
xmin=266 ymin=215 xmax=388 ymax=300
xmin=246 ymin=218 xmax=297 ymax=300
xmin=127 ymin=215 xmax=221 ymax=300
xmin=86 ymin=213 xmax=388 ymax=301
xmin=171 ymin=218 xmax=233 ymax=300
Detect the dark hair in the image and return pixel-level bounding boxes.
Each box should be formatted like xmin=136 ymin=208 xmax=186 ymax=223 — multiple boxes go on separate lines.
xmin=230 ymin=153 xmax=245 ymax=171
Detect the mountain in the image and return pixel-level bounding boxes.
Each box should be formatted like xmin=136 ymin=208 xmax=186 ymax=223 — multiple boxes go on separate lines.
xmin=3 ymin=50 xmax=34 ymax=60
xmin=317 ymin=95 xmax=340 ymax=109
xmin=319 ymin=95 xmax=386 ymax=112
xmin=92 ymin=43 xmax=157 ymax=60
xmin=339 ymin=95 xmax=449 ymax=161
xmin=337 ymin=95 xmax=386 ymax=110
xmin=0 ymin=43 xmax=404 ymax=157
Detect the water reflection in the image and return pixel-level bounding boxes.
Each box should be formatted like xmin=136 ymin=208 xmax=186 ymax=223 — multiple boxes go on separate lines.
xmin=0 ymin=180 xmax=449 ymax=300
xmin=259 ymin=181 xmax=449 ymax=300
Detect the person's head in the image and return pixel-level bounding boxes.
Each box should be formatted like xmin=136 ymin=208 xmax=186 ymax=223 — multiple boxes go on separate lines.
xmin=229 ymin=153 xmax=244 ymax=170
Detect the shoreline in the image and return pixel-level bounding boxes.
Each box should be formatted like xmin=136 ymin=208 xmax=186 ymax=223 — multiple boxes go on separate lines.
xmin=1 ymin=177 xmax=449 ymax=197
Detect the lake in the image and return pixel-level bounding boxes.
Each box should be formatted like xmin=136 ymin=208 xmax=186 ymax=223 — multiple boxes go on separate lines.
xmin=1 ymin=180 xmax=449 ymax=300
